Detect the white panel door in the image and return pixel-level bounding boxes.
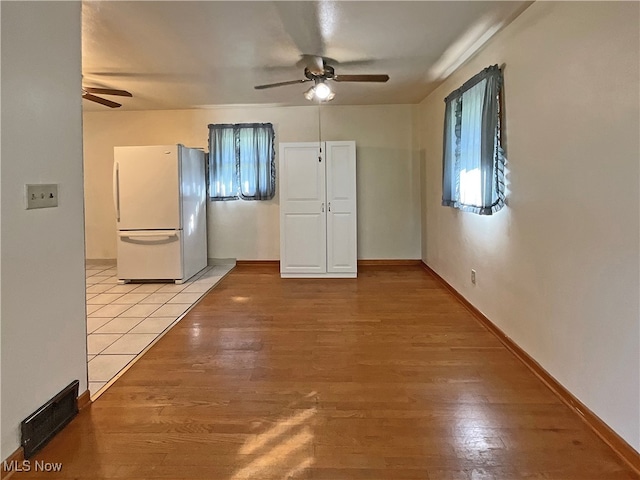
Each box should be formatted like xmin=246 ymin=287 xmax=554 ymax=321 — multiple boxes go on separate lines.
xmin=114 ymin=145 xmax=181 ymax=230
xmin=326 ymin=141 xmax=357 ymax=273
xmin=279 ymin=143 xmax=327 ymax=274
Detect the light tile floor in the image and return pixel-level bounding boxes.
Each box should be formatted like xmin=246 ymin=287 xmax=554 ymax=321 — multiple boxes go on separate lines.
xmin=85 ymin=262 xmax=234 ymax=398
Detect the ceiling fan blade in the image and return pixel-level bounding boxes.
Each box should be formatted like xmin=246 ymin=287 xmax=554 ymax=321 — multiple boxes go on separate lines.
xmin=333 ymin=74 xmax=390 ymax=83
xmin=83 ymin=87 xmax=132 ymax=97
xmin=82 ymin=92 xmax=122 ymax=108
xmin=254 ymin=79 xmax=311 ymax=90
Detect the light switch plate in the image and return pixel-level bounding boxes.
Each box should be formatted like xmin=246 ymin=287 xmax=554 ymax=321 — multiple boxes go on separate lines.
xmin=26 ymin=184 xmax=58 ymax=209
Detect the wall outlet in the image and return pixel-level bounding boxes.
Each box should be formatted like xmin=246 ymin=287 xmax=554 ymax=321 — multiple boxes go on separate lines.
xmin=26 ymin=184 xmax=58 ymax=210
xmin=471 ymin=269 xmax=476 ymax=285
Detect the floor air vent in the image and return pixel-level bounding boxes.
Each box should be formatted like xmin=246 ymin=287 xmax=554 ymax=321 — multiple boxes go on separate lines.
xmin=21 ymin=380 xmax=79 ymax=458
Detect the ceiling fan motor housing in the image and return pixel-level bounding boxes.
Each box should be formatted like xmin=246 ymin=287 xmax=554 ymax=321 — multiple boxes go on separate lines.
xmin=304 ymin=64 xmax=335 ymax=81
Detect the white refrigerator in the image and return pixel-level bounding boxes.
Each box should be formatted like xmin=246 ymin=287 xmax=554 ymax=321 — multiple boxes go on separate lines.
xmin=113 ymin=144 xmax=208 ymax=284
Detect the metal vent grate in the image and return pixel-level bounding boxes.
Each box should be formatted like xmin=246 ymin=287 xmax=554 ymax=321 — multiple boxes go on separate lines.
xmin=21 ymin=380 xmax=79 ymax=458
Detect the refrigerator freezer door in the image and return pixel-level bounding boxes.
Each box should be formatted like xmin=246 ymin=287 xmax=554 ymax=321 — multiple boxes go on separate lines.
xmin=114 ymin=145 xmax=181 ymax=230
xmin=179 ymin=147 xmax=208 ymax=280
xmin=117 ymin=230 xmax=183 ymax=281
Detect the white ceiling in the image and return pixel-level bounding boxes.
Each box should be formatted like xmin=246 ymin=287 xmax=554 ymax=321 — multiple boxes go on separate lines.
xmin=81 ymin=1 xmax=530 ymax=111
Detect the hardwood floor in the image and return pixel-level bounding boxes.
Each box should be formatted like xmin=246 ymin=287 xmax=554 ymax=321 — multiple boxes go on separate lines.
xmin=9 ymin=265 xmax=638 ymax=479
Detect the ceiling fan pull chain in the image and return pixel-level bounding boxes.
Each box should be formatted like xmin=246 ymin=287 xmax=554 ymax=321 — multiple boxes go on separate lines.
xmin=318 ymin=104 xmax=322 ymax=160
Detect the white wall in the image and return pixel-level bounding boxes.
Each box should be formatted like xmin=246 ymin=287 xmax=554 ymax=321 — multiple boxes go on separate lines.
xmin=418 ymin=1 xmax=640 ymax=450
xmin=83 ymin=104 xmax=420 ymax=261
xmin=1 ymin=2 xmax=88 ymax=458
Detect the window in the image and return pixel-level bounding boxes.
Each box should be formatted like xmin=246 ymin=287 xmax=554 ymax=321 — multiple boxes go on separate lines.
xmin=442 ymin=64 xmax=505 ymax=215
xmin=208 ymin=123 xmax=275 ymax=200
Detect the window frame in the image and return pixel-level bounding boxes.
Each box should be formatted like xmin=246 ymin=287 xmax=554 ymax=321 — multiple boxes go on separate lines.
xmin=441 ymin=64 xmax=505 ymax=215
xmin=207 ymin=122 xmax=276 ymax=201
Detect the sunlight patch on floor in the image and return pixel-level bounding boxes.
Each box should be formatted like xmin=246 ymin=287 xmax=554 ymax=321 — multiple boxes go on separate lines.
xmin=231 ymin=405 xmax=317 ymax=480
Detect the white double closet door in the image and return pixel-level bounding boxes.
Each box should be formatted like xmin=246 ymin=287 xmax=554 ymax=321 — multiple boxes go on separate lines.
xmin=279 ymin=141 xmax=357 ymax=278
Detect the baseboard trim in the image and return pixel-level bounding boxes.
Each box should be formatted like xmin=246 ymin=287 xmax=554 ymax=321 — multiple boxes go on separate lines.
xmin=236 ymin=260 xmax=423 ymax=267
xmin=1 ymin=447 xmax=24 ymax=479
xmin=421 ymin=261 xmax=640 ymax=474
xmin=281 ymin=273 xmax=357 ymax=279
xmin=358 ymin=259 xmax=422 ymax=266
xmin=85 ymin=258 xmax=116 ymax=267
xmin=207 ymin=257 xmax=237 ymax=266
xmin=77 ymin=389 xmax=91 ymax=411
xmin=235 ymin=260 xmax=279 ymax=267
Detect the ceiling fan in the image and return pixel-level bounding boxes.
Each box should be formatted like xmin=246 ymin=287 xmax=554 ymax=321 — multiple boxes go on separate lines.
xmin=254 ymin=56 xmax=389 ymax=102
xmin=82 ymin=87 xmax=132 ymax=108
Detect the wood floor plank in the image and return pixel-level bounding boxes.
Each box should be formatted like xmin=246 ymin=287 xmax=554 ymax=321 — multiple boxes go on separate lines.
xmin=7 ymin=265 xmax=638 ymax=479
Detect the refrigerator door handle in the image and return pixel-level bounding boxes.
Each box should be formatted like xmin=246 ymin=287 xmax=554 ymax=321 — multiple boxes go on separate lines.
xmin=118 ymin=231 xmax=179 ymax=240
xmin=113 ymin=162 xmax=121 ymax=222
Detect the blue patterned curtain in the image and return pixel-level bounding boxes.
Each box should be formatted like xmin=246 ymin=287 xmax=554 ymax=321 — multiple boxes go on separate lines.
xmin=209 ymin=125 xmax=237 ymax=200
xmin=208 ymin=123 xmax=275 ymax=201
xmin=442 ymin=65 xmax=505 ymax=215
xmin=238 ymin=124 xmax=275 ymax=200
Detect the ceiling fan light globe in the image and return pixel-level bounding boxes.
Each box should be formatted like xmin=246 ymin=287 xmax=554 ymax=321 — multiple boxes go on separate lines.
xmin=314 ymin=82 xmax=332 ymax=100
xmin=303 ymin=86 xmax=316 ymax=101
